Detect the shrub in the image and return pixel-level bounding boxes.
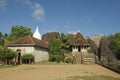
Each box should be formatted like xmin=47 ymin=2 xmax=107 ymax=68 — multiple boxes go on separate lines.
xmin=66 ymin=56 xmax=73 ymax=63
xmin=0 ymin=47 xmax=17 ymax=65
xmin=49 ymin=54 xmax=63 ymax=63
xmin=21 ymin=54 xmax=34 ymax=64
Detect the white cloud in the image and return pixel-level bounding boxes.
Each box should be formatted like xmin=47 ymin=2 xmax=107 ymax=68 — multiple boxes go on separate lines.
xmin=0 ymin=0 xmax=6 ymax=10
xmin=32 ymin=3 xmax=44 ymax=20
xmin=18 ymin=0 xmax=45 ymax=21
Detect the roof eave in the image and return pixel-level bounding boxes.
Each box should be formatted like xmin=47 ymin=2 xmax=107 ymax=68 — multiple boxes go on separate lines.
xmin=8 ymin=44 xmax=48 ymax=49
xmin=7 ymin=44 xmax=35 ymax=47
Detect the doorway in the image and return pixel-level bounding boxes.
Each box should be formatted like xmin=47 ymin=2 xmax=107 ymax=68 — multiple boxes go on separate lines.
xmin=78 ymin=46 xmax=81 ymax=52
xmin=18 ymin=53 xmax=21 ymax=64
xmin=16 ymin=49 xmax=21 ymax=64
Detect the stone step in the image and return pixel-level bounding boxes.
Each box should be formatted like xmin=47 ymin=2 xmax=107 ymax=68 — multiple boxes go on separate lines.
xmin=71 ymin=52 xmax=95 ymax=64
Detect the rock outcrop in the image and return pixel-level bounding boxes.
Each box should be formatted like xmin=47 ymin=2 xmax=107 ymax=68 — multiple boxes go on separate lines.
xmin=99 ymin=36 xmax=117 ymax=66
xmin=42 ymin=32 xmax=60 ymax=43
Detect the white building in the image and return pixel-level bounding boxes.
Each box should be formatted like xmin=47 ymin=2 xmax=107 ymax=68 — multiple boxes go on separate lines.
xmin=7 ymin=27 xmax=49 ymax=64
xmin=33 ymin=27 xmax=41 ymax=40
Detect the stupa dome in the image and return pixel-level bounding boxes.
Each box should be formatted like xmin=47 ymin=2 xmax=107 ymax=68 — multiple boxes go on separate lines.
xmin=33 ymin=27 xmax=41 ymax=40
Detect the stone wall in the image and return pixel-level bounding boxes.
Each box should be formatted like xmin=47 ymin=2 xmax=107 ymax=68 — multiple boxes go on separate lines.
xmin=34 ymin=46 xmax=49 ymax=62
xmin=8 ymin=46 xmax=49 ymax=63
xmin=8 ymin=46 xmax=34 ymax=55
xmin=85 ymin=35 xmax=102 ymax=47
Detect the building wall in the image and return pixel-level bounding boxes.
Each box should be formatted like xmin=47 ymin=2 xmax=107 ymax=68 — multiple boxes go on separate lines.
xmin=8 ymin=46 xmax=34 ymax=55
xmin=89 ymin=35 xmax=102 ymax=47
xmin=34 ymin=46 xmax=49 ymax=62
xmin=72 ymin=46 xmax=89 ymax=53
xmin=8 ymin=46 xmax=49 ymax=63
xmin=72 ymin=47 xmax=78 ymax=52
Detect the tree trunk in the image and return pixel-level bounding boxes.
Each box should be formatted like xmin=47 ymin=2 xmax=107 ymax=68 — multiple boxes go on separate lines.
xmin=7 ymin=58 xmax=9 ymax=65
xmin=29 ymin=59 xmax=30 ymax=64
xmin=14 ymin=57 xmax=17 ymax=65
xmin=5 ymin=58 xmax=7 ymax=65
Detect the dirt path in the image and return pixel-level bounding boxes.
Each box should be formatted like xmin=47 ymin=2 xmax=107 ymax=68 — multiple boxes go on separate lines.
xmin=0 ymin=64 xmax=119 ymax=80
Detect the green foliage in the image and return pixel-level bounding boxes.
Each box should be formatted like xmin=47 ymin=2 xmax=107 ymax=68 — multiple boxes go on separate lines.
xmin=0 ymin=32 xmax=5 ymax=46
xmin=21 ymin=54 xmax=34 ymax=64
xmin=48 ymin=34 xmax=72 ymax=63
xmin=0 ymin=39 xmax=4 ymax=46
xmin=0 ymin=47 xmax=17 ymax=65
xmin=49 ymin=54 xmax=63 ymax=63
xmin=0 ymin=26 xmax=33 ymax=46
xmin=9 ymin=26 xmax=33 ymax=41
xmin=0 ymin=32 xmax=2 ymax=39
xmin=48 ymin=38 xmax=63 ymax=62
xmin=21 ymin=54 xmax=34 ymax=60
xmin=48 ymin=38 xmax=62 ymax=54
xmin=66 ymin=56 xmax=73 ymax=63
xmin=60 ymin=33 xmax=71 ymax=53
xmin=0 ymin=47 xmax=17 ymax=59
xmin=0 ymin=32 xmax=10 ymax=46
xmin=109 ymin=33 xmax=120 ymax=60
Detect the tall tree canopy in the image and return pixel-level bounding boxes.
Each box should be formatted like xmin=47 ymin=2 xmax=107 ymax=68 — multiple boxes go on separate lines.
xmin=109 ymin=33 xmax=120 ymax=60
xmin=48 ymin=38 xmax=63 ymax=62
xmin=60 ymin=33 xmax=71 ymax=53
xmin=48 ymin=38 xmax=62 ymax=55
xmin=0 ymin=32 xmax=4 ymax=46
xmin=9 ymin=26 xmax=33 ymax=40
xmin=0 ymin=47 xmax=17 ymax=64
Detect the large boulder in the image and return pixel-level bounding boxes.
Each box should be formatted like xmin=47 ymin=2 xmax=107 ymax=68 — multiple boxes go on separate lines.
xmin=99 ymin=36 xmax=117 ymax=68
xmin=42 ymin=32 xmax=60 ymax=43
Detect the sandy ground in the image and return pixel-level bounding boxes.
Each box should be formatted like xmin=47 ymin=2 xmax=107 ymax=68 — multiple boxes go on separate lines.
xmin=0 ymin=64 xmax=119 ymax=80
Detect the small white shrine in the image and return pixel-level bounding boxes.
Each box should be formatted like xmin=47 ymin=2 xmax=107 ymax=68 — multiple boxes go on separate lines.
xmin=33 ymin=27 xmax=41 ymax=40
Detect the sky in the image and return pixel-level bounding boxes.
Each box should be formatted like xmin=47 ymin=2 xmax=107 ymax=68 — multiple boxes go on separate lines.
xmin=0 ymin=0 xmax=120 ymax=36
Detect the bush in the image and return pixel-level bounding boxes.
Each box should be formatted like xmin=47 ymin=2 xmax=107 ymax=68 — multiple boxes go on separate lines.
xmin=66 ymin=56 xmax=73 ymax=63
xmin=0 ymin=47 xmax=17 ymax=65
xmin=21 ymin=54 xmax=34 ymax=64
xmin=49 ymin=54 xmax=63 ymax=63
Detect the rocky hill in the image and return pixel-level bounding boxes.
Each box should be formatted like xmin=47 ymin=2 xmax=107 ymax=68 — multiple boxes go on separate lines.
xmin=42 ymin=32 xmax=88 ymax=43
xmin=88 ymin=35 xmax=102 ymax=47
xmin=42 ymin=32 xmax=60 ymax=42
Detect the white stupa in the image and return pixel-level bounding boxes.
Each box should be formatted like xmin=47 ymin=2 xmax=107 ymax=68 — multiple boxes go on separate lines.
xmin=33 ymin=27 xmax=41 ymax=40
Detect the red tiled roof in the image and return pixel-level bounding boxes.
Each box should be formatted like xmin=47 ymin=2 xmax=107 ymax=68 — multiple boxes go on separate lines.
xmin=71 ymin=38 xmax=89 ymax=45
xmin=7 ymin=36 xmax=48 ymax=49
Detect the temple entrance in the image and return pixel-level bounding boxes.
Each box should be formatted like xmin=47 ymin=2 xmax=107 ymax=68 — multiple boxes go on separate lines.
xmin=18 ymin=53 xmax=21 ymax=64
xmin=16 ymin=49 xmax=21 ymax=64
xmin=78 ymin=46 xmax=81 ymax=52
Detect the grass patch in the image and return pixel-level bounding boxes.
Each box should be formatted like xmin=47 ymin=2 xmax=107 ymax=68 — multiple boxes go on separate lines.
xmin=66 ymin=75 xmax=120 ymax=80
xmin=35 ymin=61 xmax=71 ymax=65
xmin=0 ymin=64 xmax=17 ymax=69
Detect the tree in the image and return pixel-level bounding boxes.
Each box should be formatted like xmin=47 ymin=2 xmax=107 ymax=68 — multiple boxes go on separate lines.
xmin=60 ymin=33 xmax=71 ymax=53
xmin=48 ymin=38 xmax=63 ymax=63
xmin=3 ymin=33 xmax=10 ymax=46
xmin=0 ymin=47 xmax=17 ymax=65
xmin=0 ymin=32 xmax=2 ymax=39
xmin=21 ymin=54 xmax=34 ymax=64
xmin=9 ymin=26 xmax=33 ymax=40
xmin=109 ymin=33 xmax=120 ymax=60
xmin=48 ymin=38 xmax=62 ymax=55
xmin=0 ymin=32 xmax=5 ymax=46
